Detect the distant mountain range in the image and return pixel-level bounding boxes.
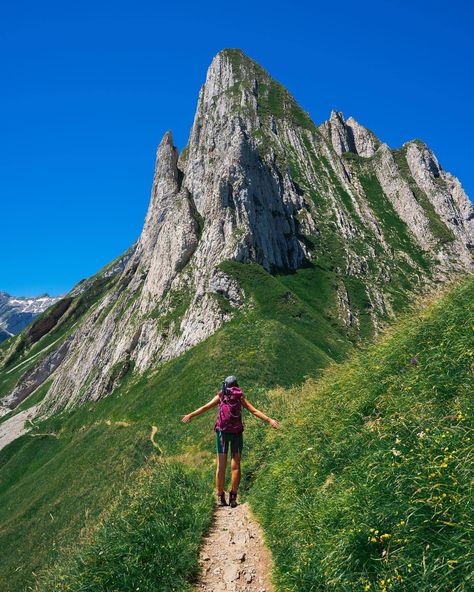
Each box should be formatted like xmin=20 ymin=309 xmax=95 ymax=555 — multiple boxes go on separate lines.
xmin=0 ymin=291 xmax=61 ymax=342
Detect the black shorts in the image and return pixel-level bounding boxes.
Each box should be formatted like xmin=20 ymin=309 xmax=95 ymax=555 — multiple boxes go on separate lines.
xmin=215 ymin=430 xmax=243 ymax=455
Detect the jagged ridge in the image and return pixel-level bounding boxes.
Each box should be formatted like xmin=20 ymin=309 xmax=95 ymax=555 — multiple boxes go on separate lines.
xmin=0 ymin=48 xmax=472 ymax=418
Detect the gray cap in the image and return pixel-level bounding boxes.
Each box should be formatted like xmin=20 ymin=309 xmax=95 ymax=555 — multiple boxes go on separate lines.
xmin=225 ymin=375 xmax=237 ymax=386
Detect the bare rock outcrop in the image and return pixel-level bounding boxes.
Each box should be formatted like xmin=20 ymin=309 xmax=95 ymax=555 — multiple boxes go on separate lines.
xmin=1 ymin=48 xmax=471 ymax=417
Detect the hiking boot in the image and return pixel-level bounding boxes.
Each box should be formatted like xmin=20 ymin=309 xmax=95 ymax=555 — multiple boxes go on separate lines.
xmin=217 ymin=491 xmax=228 ymax=506
xmin=229 ymin=490 xmax=238 ymax=508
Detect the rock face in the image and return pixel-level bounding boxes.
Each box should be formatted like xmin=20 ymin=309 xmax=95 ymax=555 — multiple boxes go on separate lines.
xmin=1 ymin=336 xmax=73 ymax=409
xmin=319 ymin=110 xmax=380 ymax=158
xmin=1 ymin=48 xmax=472 ymax=416
xmin=0 ymin=291 xmax=61 ymax=342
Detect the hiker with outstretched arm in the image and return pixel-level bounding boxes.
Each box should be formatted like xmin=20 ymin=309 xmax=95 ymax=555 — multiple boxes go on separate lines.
xmin=181 ymin=376 xmax=280 ymax=507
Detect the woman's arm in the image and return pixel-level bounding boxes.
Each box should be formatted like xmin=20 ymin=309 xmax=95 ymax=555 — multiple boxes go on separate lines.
xmin=241 ymin=396 xmax=280 ymax=429
xmin=181 ymin=394 xmax=220 ymax=423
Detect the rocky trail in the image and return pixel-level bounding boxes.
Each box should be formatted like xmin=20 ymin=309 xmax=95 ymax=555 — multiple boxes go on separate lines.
xmin=194 ymin=501 xmax=274 ymax=592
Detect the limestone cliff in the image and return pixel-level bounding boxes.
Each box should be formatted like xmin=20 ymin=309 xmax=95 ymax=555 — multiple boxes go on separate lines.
xmin=1 ymin=48 xmax=472 ymax=417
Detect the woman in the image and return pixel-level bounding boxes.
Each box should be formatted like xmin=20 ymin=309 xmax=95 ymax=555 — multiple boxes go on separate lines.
xmin=181 ymin=375 xmax=280 ymax=507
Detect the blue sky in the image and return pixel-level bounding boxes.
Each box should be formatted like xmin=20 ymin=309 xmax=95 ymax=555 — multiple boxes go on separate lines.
xmin=1 ymin=0 xmax=472 ymax=296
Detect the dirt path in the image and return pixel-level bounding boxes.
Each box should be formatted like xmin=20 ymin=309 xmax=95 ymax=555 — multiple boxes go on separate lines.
xmin=0 ymin=405 xmax=38 ymax=452
xmin=195 ymin=501 xmax=274 ymax=592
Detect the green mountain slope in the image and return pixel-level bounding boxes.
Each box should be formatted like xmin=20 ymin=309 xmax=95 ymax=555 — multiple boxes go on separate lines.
xmin=1 ymin=271 xmax=471 ymax=591
xmin=248 ymin=276 xmax=473 ymax=591
xmin=0 ymin=262 xmax=352 ymax=591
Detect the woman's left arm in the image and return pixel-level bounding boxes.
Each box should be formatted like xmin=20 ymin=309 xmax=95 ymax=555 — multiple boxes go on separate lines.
xmin=241 ymin=396 xmax=280 ymax=429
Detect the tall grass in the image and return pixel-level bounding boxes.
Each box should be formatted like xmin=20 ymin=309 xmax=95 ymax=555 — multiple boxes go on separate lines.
xmin=248 ymin=277 xmax=473 ymax=591
xmin=34 ymin=461 xmax=214 ymax=592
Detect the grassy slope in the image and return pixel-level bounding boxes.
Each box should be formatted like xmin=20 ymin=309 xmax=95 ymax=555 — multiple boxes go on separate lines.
xmin=248 ymin=276 xmax=473 ymax=592
xmin=19 ymin=272 xmax=472 ymax=592
xmin=34 ymin=461 xmax=214 ymax=592
xmin=0 ymin=262 xmax=352 ymax=591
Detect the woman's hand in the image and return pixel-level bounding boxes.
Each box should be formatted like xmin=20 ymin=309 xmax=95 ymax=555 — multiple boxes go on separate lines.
xmin=181 ymin=414 xmax=193 ymax=423
xmin=268 ymin=418 xmax=280 ymax=429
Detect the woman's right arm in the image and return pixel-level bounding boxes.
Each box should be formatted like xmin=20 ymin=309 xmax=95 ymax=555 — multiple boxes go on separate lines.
xmin=181 ymin=394 xmax=220 ymax=423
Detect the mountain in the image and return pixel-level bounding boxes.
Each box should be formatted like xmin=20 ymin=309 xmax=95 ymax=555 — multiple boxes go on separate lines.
xmin=0 ymin=291 xmax=61 ymax=342
xmin=0 ymin=48 xmax=472 ymax=420
xmin=0 ymin=48 xmax=473 ymax=592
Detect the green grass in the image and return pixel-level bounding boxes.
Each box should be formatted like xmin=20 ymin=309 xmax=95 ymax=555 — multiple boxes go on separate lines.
xmin=0 ymin=261 xmax=353 ymax=591
xmin=343 ymin=276 xmax=375 ymax=340
xmin=219 ymin=261 xmax=351 ymax=361
xmin=34 ymin=461 xmax=214 ymax=592
xmin=0 ymin=419 xmax=155 ymax=591
xmin=248 ymin=276 xmax=474 ymax=591
xmin=0 ymin=268 xmax=471 ymax=591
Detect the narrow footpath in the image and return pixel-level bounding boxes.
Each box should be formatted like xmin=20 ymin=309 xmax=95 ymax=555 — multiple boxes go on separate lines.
xmin=195 ymin=501 xmax=274 ymax=592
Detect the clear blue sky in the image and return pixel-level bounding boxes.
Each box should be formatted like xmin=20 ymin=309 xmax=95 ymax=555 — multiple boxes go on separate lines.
xmin=1 ymin=0 xmax=472 ymax=296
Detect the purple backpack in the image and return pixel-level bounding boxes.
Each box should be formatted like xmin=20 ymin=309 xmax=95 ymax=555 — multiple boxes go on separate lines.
xmin=214 ymin=385 xmax=244 ymax=433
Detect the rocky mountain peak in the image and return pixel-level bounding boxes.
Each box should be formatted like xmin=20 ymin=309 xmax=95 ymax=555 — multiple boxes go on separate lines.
xmin=201 ymin=49 xmax=240 ymax=104
xmin=2 ymin=48 xmax=472 ymax=417
xmin=136 ymin=130 xmax=180 ymax=263
xmin=320 ymin=110 xmax=380 ymax=157
xmin=156 ymin=130 xmax=179 ymax=177
xmin=180 ymin=50 xmax=312 ymax=273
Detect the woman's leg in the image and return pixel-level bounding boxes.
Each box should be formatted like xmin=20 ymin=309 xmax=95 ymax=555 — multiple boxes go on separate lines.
xmin=216 ymin=452 xmax=228 ymax=494
xmin=230 ymin=451 xmax=241 ymax=493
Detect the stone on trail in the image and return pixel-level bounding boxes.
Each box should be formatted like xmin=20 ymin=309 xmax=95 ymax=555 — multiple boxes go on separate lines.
xmin=223 ymin=564 xmax=240 ymax=583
